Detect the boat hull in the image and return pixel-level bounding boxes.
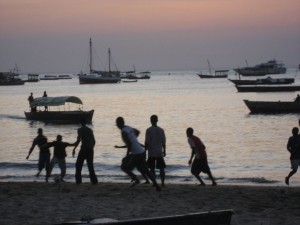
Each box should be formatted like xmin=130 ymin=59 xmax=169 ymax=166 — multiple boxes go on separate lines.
xmin=236 ymin=85 xmax=300 ymax=92
xmin=59 ymin=210 xmax=233 ymax=225
xmin=198 ymin=74 xmax=227 ymax=78
xmin=244 ymin=100 xmax=300 ymax=113
xmin=79 ymin=76 xmax=121 ymax=84
xmin=229 ymin=78 xmax=294 ymax=85
xmin=234 ymin=68 xmax=287 ymax=76
xmin=24 ymin=110 xmax=94 ymax=123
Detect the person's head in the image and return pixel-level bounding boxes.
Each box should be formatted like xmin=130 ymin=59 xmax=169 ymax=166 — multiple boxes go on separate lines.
xmin=150 ymin=115 xmax=158 ymax=125
xmin=37 ymin=128 xmax=43 ymax=135
xmin=292 ymin=127 xmax=299 ymax=137
xmin=186 ymin=127 xmax=194 ymax=137
xmin=30 ymin=92 xmax=33 ymax=96
xmin=116 ymin=117 xmax=125 ymax=129
xmin=80 ymin=118 xmax=87 ymax=126
xmin=56 ymin=135 xmax=62 ymax=142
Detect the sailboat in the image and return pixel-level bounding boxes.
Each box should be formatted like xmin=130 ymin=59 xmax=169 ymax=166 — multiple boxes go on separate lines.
xmin=79 ymin=38 xmax=121 ymax=84
xmin=198 ymin=60 xmax=228 ymax=78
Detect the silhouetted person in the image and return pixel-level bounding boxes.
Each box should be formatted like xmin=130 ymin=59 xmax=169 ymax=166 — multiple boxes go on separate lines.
xmin=73 ymin=119 xmax=98 ymax=184
xmin=285 ymin=127 xmax=300 ymax=185
xmin=115 ymin=116 xmax=161 ymax=191
xmin=28 ymin=92 xmax=36 ymax=112
xmin=115 ymin=128 xmax=150 ymax=184
xmin=47 ymin=135 xmax=76 ymax=182
xmin=145 ymin=115 xmax=166 ymax=186
xmin=43 ymin=91 xmax=48 ymax=111
xmin=186 ymin=127 xmax=217 ymax=186
xmin=27 ymin=128 xmax=51 ymax=182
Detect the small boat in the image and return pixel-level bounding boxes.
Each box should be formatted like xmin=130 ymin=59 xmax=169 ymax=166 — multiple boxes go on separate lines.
xmin=235 ymin=85 xmax=300 ymax=92
xmin=40 ymin=75 xmax=59 ymax=80
xmin=0 ymin=72 xmax=25 ymax=86
xmin=198 ymin=60 xmax=228 ymax=78
xmin=24 ymin=96 xmax=94 ymax=123
xmin=58 ymin=74 xmax=72 ymax=79
xmin=79 ymin=39 xmax=121 ymax=84
xmin=244 ymin=98 xmax=300 ymax=113
xmin=121 ymin=70 xmax=151 ymax=79
xmin=229 ymin=76 xmax=294 ymax=85
xmin=234 ymin=59 xmax=287 ymax=76
xmin=122 ymin=79 xmax=138 ymax=83
xmin=59 ymin=210 xmax=234 ymax=225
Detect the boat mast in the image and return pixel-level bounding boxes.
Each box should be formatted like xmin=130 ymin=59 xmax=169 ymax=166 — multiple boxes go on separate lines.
xmin=108 ymin=48 xmax=111 ymax=74
xmin=89 ymin=38 xmax=92 ymax=74
xmin=207 ymin=59 xmax=212 ymax=75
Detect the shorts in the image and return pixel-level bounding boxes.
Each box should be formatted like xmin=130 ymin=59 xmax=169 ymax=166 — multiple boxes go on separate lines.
xmin=290 ymin=159 xmax=300 ymax=171
xmin=147 ymin=157 xmax=166 ymax=170
xmin=191 ymin=158 xmax=210 ymax=175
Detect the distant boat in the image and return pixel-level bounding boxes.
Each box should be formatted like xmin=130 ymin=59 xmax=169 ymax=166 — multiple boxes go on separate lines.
xmin=244 ymin=98 xmax=300 ymax=113
xmin=59 ymin=210 xmax=234 ymax=225
xmin=229 ymin=76 xmax=294 ymax=85
xmin=40 ymin=75 xmax=59 ymax=80
xmin=235 ymin=85 xmax=300 ymax=92
xmin=234 ymin=59 xmax=287 ymax=76
xmin=198 ymin=60 xmax=228 ymax=78
xmin=24 ymin=74 xmax=39 ymax=82
xmin=121 ymin=67 xmax=151 ymax=79
xmin=79 ymin=38 xmax=121 ymax=84
xmin=24 ymin=96 xmax=94 ymax=123
xmin=0 ymin=72 xmax=25 ymax=86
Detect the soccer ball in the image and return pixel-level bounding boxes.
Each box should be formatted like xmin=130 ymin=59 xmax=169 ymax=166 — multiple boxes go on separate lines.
xmin=54 ymin=176 xmax=61 ymax=183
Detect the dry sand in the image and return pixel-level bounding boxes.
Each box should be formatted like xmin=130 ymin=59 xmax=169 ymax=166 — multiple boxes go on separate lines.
xmin=0 ymin=182 xmax=299 ymax=225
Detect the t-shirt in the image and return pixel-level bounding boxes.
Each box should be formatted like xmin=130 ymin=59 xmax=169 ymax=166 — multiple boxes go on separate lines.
xmin=48 ymin=141 xmax=69 ymax=159
xmin=78 ymin=125 xmax=95 ymax=150
xmin=122 ymin=126 xmax=144 ymax=155
xmin=188 ymin=135 xmax=207 ymax=159
xmin=145 ymin=126 xmax=166 ymax=158
xmin=33 ymin=134 xmax=50 ymax=153
xmin=287 ymin=135 xmax=300 ymax=160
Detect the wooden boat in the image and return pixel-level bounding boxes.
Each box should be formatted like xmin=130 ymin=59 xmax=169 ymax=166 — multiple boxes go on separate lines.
xmin=244 ymin=99 xmax=300 ymax=113
xmin=229 ymin=76 xmax=294 ymax=85
xmin=24 ymin=96 xmax=94 ymax=123
xmin=235 ymin=85 xmax=300 ymax=92
xmin=79 ymin=39 xmax=121 ymax=84
xmin=59 ymin=210 xmax=234 ymax=225
xmin=122 ymin=79 xmax=138 ymax=83
xmin=198 ymin=60 xmax=228 ymax=78
xmin=234 ymin=59 xmax=286 ymax=76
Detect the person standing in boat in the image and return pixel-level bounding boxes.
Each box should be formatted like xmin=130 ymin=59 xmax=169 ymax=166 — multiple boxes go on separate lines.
xmin=43 ymin=91 xmax=48 ymax=111
xmin=46 ymin=135 xmax=77 ymax=182
xmin=115 ymin=116 xmax=161 ymax=191
xmin=145 ymin=115 xmax=167 ymax=187
xmin=26 ymin=128 xmax=51 ymax=182
xmin=186 ymin=127 xmax=217 ymax=186
xmin=28 ymin=92 xmax=36 ymax=112
xmin=285 ymin=127 xmax=300 ymax=185
xmin=72 ymin=119 xmax=98 ymax=185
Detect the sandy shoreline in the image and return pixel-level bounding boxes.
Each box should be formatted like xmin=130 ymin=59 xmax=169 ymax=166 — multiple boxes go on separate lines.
xmin=0 ymin=182 xmax=299 ymax=225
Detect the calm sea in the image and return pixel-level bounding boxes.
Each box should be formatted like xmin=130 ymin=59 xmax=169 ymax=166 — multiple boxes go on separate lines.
xmin=0 ymin=69 xmax=299 ymax=186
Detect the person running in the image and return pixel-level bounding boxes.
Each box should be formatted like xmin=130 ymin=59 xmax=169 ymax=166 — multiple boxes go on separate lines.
xmin=72 ymin=119 xmax=98 ymax=184
xmin=26 ymin=128 xmax=51 ymax=182
xmin=145 ymin=115 xmax=166 ymax=186
xmin=285 ymin=127 xmax=300 ymax=185
xmin=115 ymin=116 xmax=161 ymax=191
xmin=46 ymin=135 xmax=76 ymax=182
xmin=186 ymin=127 xmax=217 ymax=186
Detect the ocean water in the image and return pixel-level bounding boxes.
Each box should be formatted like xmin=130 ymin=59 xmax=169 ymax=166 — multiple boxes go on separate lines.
xmin=0 ymin=69 xmax=299 ymax=186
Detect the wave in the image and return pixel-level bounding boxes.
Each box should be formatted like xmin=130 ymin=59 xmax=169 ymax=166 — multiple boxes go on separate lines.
xmin=0 ymin=114 xmax=26 ymax=120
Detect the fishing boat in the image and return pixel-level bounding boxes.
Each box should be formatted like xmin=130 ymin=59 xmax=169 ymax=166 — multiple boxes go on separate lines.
xmin=0 ymin=72 xmax=25 ymax=85
xmin=229 ymin=76 xmax=294 ymax=85
xmin=24 ymin=74 xmax=39 ymax=82
xmin=24 ymin=96 xmax=94 ymax=123
xmin=244 ymin=98 xmax=300 ymax=113
xmin=79 ymin=39 xmax=121 ymax=84
xmin=59 ymin=210 xmax=234 ymax=225
xmin=235 ymin=85 xmax=300 ymax=92
xmin=234 ymin=59 xmax=286 ymax=76
xmin=121 ymin=70 xmax=151 ymax=79
xmin=198 ymin=60 xmax=228 ymax=78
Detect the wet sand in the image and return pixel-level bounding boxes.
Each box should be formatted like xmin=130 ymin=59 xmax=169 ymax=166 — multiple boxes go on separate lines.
xmin=0 ymin=182 xmax=299 ymax=225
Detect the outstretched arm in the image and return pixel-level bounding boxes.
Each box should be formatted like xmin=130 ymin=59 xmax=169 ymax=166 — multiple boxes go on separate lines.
xmin=72 ymin=136 xmax=80 ymax=158
xmin=26 ymin=142 xmax=36 ymax=159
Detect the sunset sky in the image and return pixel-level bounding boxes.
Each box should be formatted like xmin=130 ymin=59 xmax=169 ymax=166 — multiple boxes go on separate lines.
xmin=0 ymin=0 xmax=299 ymax=73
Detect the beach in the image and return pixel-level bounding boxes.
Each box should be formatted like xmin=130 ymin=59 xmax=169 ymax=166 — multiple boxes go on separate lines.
xmin=0 ymin=182 xmax=299 ymax=225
